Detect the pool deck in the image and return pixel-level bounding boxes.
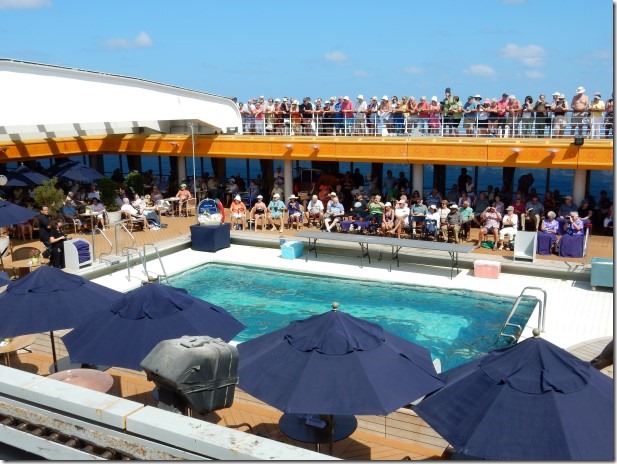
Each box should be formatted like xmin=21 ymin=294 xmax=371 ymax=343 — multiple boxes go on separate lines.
xmin=1 ymin=215 xmax=613 ymax=459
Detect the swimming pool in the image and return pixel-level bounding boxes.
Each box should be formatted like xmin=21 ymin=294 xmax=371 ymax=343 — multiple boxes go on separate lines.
xmin=170 ymin=263 xmax=536 ymax=371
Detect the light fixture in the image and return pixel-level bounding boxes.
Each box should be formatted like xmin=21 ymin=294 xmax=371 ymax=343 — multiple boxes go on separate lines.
xmin=311 ymin=144 xmax=320 ymax=150
xmin=510 ymin=147 xmax=522 ymax=155
xmin=284 ymin=144 xmax=294 ymax=149
xmin=547 ymin=148 xmax=559 ymax=156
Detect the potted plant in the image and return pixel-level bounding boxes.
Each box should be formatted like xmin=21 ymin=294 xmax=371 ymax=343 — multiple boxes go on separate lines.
xmin=98 ymin=176 xmax=122 ymax=224
xmin=29 ymin=248 xmax=41 ymax=264
xmin=33 ymin=178 xmax=65 ymax=216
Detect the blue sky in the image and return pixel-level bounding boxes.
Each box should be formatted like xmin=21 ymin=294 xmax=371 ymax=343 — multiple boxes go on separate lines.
xmin=1 ymin=0 xmax=613 ymax=103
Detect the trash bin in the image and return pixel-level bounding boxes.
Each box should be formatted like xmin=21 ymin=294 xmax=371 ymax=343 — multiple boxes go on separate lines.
xmin=140 ymin=336 xmax=239 ymax=414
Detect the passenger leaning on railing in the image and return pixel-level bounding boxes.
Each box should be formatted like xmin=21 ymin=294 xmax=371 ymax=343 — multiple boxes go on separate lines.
xmin=604 ymin=94 xmax=614 ymax=138
xmin=533 ymin=94 xmax=551 ymax=138
xmin=551 ymin=93 xmax=568 ymax=138
xmin=589 ymin=92 xmax=605 ymax=139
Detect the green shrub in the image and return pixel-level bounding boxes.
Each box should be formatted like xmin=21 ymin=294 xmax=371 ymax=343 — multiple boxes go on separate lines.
xmin=125 ymin=171 xmax=145 ymax=197
xmin=33 ymin=177 xmax=65 ymax=216
xmin=98 ymin=176 xmax=120 ymax=212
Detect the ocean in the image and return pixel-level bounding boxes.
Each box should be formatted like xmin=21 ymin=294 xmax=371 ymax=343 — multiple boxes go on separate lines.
xmin=10 ymin=153 xmax=613 ymax=200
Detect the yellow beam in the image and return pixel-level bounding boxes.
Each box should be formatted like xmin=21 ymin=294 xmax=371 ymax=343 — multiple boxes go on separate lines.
xmin=0 ymin=134 xmax=612 ymax=170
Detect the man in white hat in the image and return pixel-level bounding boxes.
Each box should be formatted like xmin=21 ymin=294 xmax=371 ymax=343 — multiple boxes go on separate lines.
xmin=440 ymin=203 xmax=461 ymax=243
xmin=341 ymin=95 xmax=354 ymax=135
xmin=571 ymin=86 xmax=589 ymax=137
xmin=354 ymin=94 xmax=367 ymax=135
xmin=589 ymin=92 xmax=605 ymax=139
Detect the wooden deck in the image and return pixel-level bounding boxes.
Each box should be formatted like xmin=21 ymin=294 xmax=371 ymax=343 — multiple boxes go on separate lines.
xmin=1 ymin=211 xmax=612 ymax=278
xmin=7 ymin=346 xmax=444 ymax=460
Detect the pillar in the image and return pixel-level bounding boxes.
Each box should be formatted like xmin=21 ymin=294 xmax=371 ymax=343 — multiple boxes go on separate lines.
xmin=572 ymin=169 xmax=586 ymax=205
xmin=412 ymin=163 xmax=424 ymax=196
xmin=284 ymin=159 xmax=293 ymax=202
xmin=177 ymin=156 xmax=186 ymax=184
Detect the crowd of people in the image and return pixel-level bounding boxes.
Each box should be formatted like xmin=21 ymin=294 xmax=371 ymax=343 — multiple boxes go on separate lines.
xmin=234 ymin=87 xmax=614 ymax=139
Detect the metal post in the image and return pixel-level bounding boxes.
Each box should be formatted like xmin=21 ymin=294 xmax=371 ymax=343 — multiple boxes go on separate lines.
xmin=189 ymin=121 xmax=198 ymax=223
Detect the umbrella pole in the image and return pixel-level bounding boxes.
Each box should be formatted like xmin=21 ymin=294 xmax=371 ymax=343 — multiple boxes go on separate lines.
xmin=49 ymin=330 xmax=59 ymax=373
xmin=328 ymin=414 xmax=334 ymax=455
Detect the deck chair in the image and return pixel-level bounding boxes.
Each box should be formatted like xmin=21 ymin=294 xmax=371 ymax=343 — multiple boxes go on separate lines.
xmin=185 ymin=198 xmax=197 ymax=217
xmin=61 ymin=213 xmax=80 ymax=235
xmin=121 ymin=211 xmax=146 ymax=232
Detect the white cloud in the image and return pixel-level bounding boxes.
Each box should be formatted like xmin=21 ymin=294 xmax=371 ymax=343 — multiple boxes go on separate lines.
xmin=501 ymin=43 xmax=546 ymax=67
xmin=0 ymin=0 xmax=51 ymax=9
xmin=354 ymin=70 xmax=368 ymax=77
xmin=525 ymin=70 xmax=545 ymax=79
xmin=463 ymin=64 xmax=496 ymax=76
xmin=103 ymin=31 xmax=153 ymax=50
xmin=324 ymin=51 xmax=348 ymax=63
xmin=403 ymin=66 xmax=423 ymax=75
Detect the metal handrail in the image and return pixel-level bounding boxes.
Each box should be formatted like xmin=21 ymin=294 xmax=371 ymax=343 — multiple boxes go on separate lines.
xmin=123 ymin=246 xmax=142 ymax=282
xmin=143 ymin=243 xmax=169 ymax=284
xmin=95 ymin=227 xmax=113 ymax=262
xmin=496 ymin=286 xmax=547 ymax=344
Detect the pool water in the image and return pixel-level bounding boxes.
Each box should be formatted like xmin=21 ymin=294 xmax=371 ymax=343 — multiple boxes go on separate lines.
xmin=170 ymin=264 xmax=536 ymax=371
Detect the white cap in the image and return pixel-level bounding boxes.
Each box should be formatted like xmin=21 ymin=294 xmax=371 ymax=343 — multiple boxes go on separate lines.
xmin=343 ymin=96 xmax=350 ymax=100
xmin=576 ymin=86 xmax=585 ymax=94
xmin=382 ymin=95 xmax=388 ymax=100
xmin=234 ymin=195 xmax=241 ymax=201
xmin=431 ymin=96 xmax=438 ymax=101
xmin=357 ymin=94 xmax=364 ymax=100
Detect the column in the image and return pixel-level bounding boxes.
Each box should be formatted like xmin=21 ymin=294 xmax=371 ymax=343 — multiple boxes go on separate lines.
xmin=412 ymin=163 xmax=424 ymax=197
xmin=572 ymin=169 xmax=586 ymax=205
xmin=177 ymin=157 xmax=186 ymax=184
xmin=284 ymin=159 xmax=293 ymax=202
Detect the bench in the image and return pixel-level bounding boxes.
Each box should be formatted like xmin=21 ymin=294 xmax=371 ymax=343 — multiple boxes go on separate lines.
xmin=294 ymin=230 xmax=475 ymax=279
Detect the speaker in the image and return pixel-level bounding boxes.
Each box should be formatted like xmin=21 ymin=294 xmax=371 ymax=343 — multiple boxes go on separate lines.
xmin=573 ymin=136 xmax=585 ymax=146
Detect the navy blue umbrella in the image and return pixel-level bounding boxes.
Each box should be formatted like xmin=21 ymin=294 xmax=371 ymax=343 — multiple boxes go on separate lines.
xmin=237 ymin=307 xmax=444 ymax=415
xmin=0 ymin=200 xmax=37 ymax=228
xmin=55 ymin=162 xmax=103 ymax=183
xmin=62 ymin=283 xmax=246 ymax=371
xmin=413 ymin=334 xmax=614 ymax=460
xmin=0 ymin=271 xmax=9 ymax=286
xmin=7 ymin=165 xmax=50 ymax=186
xmin=0 ymin=266 xmax=122 ymax=371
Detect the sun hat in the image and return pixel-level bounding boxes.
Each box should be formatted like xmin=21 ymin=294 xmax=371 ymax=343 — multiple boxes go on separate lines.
xmin=559 ymin=94 xmax=565 ymax=99
xmin=273 ymin=193 xmax=280 ymax=198
xmin=576 ymin=86 xmax=585 ymax=94
xmin=484 ymin=99 xmax=491 ymax=104
xmin=357 ymin=94 xmax=364 ymax=100
xmin=234 ymin=195 xmax=241 ymax=201
xmin=384 ymin=202 xmax=392 ymax=207
xmin=474 ymin=94 xmax=481 ymax=99
xmin=429 ymin=204 xmax=437 ymax=210
xmin=257 ymin=195 xmax=263 ymax=199
xmin=382 ymin=95 xmax=388 ymax=100
xmin=289 ymin=194 xmax=297 ymax=199
xmin=506 ymin=205 xmax=514 ymax=211
xmin=449 ymin=204 xmax=459 ymax=209
xmin=431 ymin=96 xmax=438 ymax=102
xmin=509 ymin=95 xmax=516 ymax=100
xmin=329 ymin=192 xmax=337 ymax=196
xmin=552 ymin=91 xmax=560 ymax=96
xmin=594 ymin=92 xmax=601 ymax=98
xmin=274 ymin=98 xmax=280 ymax=102
xmin=564 ymin=195 xmax=573 ymax=200
xmin=343 ymin=96 xmax=349 ymax=100
xmin=180 ymin=183 xmax=187 ymax=187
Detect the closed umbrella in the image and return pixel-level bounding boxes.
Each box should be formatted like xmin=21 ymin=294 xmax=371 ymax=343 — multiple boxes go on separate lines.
xmin=62 ymin=283 xmax=246 ymax=371
xmin=413 ymin=332 xmax=614 ymax=460
xmin=0 ymin=266 xmax=122 ymax=371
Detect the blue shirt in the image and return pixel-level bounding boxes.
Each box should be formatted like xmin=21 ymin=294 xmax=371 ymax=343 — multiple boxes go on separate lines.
xmin=328 ymin=202 xmax=345 ymax=215
xmin=463 ymin=101 xmax=477 ymax=117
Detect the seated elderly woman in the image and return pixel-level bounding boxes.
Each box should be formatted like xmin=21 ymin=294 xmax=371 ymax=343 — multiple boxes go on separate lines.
xmin=89 ymin=198 xmax=107 ymax=231
xmin=537 ymin=211 xmax=560 ymax=255
xmin=287 ymin=195 xmax=303 ymax=230
xmin=558 ymin=211 xmax=586 ymax=257
xmin=121 ymin=197 xmax=156 ymax=229
xmin=230 ymin=195 xmax=247 ymax=230
xmin=250 ymin=195 xmax=267 ymax=231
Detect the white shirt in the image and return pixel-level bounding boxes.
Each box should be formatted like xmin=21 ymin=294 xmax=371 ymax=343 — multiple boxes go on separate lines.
xmin=502 ymin=212 xmax=519 ymax=228
xmin=308 ymin=199 xmax=324 ymax=213
xmin=355 ymin=100 xmax=367 ymax=118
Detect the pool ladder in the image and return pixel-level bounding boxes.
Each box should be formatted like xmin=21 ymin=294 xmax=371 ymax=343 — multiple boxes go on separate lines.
xmin=123 ymin=243 xmax=169 ymax=284
xmin=496 ymin=287 xmax=547 ymax=343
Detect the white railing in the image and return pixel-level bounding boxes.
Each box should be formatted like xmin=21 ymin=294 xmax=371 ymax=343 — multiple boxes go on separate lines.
xmin=241 ymin=111 xmax=614 ymax=140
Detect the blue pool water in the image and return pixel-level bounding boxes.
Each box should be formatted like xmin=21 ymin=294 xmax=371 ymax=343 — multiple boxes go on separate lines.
xmin=170 ymin=263 xmax=536 ymax=371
